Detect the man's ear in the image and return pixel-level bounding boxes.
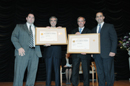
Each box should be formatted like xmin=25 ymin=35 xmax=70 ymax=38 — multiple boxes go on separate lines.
xmin=103 ymin=16 xmax=105 ymax=20
xmin=84 ymin=21 xmax=86 ymax=24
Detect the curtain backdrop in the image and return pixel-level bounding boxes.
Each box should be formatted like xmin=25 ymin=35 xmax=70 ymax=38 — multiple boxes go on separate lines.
xmin=0 ymin=0 xmax=130 ymax=81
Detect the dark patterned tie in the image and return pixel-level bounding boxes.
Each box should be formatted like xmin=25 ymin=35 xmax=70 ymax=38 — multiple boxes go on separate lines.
xmin=29 ymin=25 xmax=34 ymax=47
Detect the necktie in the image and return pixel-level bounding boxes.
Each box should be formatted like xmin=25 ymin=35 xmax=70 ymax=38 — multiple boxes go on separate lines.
xmin=79 ymin=28 xmax=82 ymax=33
xmin=29 ymin=25 xmax=34 ymax=47
xmin=98 ymin=24 xmax=101 ymax=33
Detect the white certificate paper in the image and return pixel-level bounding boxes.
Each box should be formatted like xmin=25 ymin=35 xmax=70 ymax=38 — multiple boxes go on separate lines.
xmin=71 ymin=38 xmax=89 ymax=49
xmin=40 ymin=31 xmax=57 ymax=41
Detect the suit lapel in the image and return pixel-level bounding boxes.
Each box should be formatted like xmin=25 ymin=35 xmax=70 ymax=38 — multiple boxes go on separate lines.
xmin=95 ymin=23 xmax=106 ymax=33
xmin=81 ymin=27 xmax=88 ymax=34
xmin=94 ymin=27 xmax=97 ymax=33
xmin=100 ymin=23 xmax=106 ymax=33
xmin=76 ymin=28 xmax=79 ymax=33
xmin=24 ymin=24 xmax=30 ymax=35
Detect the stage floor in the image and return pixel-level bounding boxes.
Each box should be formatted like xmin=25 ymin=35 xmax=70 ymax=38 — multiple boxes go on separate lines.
xmin=0 ymin=80 xmax=130 ymax=86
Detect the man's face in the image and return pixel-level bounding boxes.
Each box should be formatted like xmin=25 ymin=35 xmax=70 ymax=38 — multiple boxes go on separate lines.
xmin=26 ymin=14 xmax=35 ymax=24
xmin=77 ymin=17 xmax=85 ymax=28
xmin=50 ymin=18 xmax=57 ymax=27
xmin=96 ymin=12 xmax=105 ymax=24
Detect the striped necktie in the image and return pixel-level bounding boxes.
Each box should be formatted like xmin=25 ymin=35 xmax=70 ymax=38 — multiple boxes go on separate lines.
xmin=98 ymin=24 xmax=101 ymax=33
xmin=79 ymin=28 xmax=82 ymax=33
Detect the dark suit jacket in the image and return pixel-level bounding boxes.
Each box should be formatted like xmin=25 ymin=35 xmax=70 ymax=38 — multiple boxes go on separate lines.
xmin=43 ymin=45 xmax=62 ymax=59
xmin=11 ymin=24 xmax=42 ymax=57
xmin=92 ymin=23 xmax=117 ymax=58
xmin=71 ymin=27 xmax=91 ymax=59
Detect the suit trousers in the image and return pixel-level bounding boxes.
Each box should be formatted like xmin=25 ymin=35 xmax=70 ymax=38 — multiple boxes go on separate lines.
xmin=93 ymin=54 xmax=114 ymax=86
xmin=45 ymin=56 xmax=60 ymax=86
xmin=13 ymin=48 xmax=39 ymax=86
xmin=72 ymin=55 xmax=91 ymax=86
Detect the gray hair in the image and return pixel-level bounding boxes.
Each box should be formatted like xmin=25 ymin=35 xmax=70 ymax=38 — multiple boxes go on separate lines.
xmin=77 ymin=16 xmax=86 ymax=21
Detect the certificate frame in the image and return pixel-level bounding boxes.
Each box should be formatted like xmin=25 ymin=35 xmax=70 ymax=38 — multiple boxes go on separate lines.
xmin=67 ymin=33 xmax=100 ymax=54
xmin=35 ymin=27 xmax=68 ymax=45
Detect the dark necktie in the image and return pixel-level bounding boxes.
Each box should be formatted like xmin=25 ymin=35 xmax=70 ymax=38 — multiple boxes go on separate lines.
xmin=98 ymin=24 xmax=101 ymax=33
xmin=29 ymin=25 xmax=34 ymax=47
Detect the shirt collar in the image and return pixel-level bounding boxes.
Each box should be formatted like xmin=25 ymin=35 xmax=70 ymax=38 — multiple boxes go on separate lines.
xmin=79 ymin=27 xmax=84 ymax=29
xmin=26 ymin=22 xmax=34 ymax=28
xmin=98 ymin=22 xmax=104 ymax=28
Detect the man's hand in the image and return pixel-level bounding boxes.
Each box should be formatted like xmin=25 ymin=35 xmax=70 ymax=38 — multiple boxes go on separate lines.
xmin=46 ymin=26 xmax=51 ymax=28
xmin=44 ymin=43 xmax=51 ymax=46
xmin=57 ymin=26 xmax=62 ymax=29
xmin=75 ymin=32 xmax=80 ymax=35
xmin=18 ymin=48 xmax=25 ymax=56
xmin=109 ymin=52 xmax=115 ymax=57
xmin=81 ymin=53 xmax=87 ymax=55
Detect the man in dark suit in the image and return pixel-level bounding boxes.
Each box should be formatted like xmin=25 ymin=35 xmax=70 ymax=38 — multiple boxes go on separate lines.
xmin=92 ymin=12 xmax=117 ymax=86
xmin=11 ymin=13 xmax=42 ymax=86
xmin=43 ymin=16 xmax=62 ymax=86
xmin=71 ymin=17 xmax=91 ymax=86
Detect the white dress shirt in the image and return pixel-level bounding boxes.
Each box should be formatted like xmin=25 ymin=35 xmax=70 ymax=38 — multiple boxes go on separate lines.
xmin=96 ymin=22 xmax=104 ymax=33
xmin=79 ymin=27 xmax=84 ymax=33
xmin=26 ymin=22 xmax=35 ymax=47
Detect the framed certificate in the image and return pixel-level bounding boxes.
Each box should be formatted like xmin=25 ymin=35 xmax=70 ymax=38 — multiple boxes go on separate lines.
xmin=35 ymin=27 xmax=68 ymax=45
xmin=67 ymin=33 xmax=100 ymax=54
